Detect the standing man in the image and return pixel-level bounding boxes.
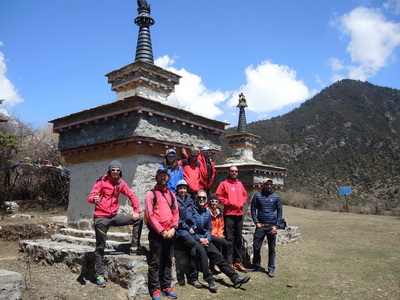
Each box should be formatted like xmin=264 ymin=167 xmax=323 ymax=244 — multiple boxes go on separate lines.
xmin=88 ymin=160 xmax=144 ymax=287
xmin=251 ymin=178 xmax=283 ymax=278
xmin=178 ymin=148 xmax=200 ymax=198
xmin=145 ymin=167 xmax=179 ymax=300
xmin=215 ymin=166 xmax=248 ymax=273
xmin=198 ymin=146 xmax=216 ymax=197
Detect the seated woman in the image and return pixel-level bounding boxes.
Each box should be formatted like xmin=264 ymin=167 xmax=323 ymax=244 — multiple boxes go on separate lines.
xmin=209 ymin=195 xmax=230 ymax=273
xmin=192 ymin=190 xmax=251 ymax=293
xmin=175 ymin=179 xmax=202 ymax=288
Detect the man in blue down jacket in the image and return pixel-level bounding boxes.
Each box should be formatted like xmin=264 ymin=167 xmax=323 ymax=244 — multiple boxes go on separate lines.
xmin=251 ymin=178 xmax=283 ymax=278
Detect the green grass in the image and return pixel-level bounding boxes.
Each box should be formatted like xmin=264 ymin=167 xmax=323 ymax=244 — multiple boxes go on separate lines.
xmin=137 ymin=206 xmax=400 ymax=300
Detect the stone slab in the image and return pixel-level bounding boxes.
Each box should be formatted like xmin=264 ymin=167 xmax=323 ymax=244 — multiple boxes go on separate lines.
xmin=0 ymin=269 xmax=22 ymax=300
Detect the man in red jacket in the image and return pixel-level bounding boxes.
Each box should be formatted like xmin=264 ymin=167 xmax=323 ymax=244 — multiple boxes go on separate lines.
xmin=215 ymin=166 xmax=248 ymax=273
xmin=198 ymin=146 xmax=216 ymax=197
xmin=178 ymin=148 xmax=200 ymax=198
xmin=145 ymin=167 xmax=179 ymax=300
xmin=88 ymin=160 xmax=144 ymax=287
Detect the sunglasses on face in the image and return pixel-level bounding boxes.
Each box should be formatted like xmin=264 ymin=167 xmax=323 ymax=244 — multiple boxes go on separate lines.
xmin=197 ymin=196 xmax=207 ymax=200
xmin=210 ymin=200 xmax=219 ymax=203
xmin=111 ymin=169 xmax=121 ymax=172
xmin=203 ymin=151 xmax=211 ymax=155
xmin=167 ymin=154 xmax=176 ymax=157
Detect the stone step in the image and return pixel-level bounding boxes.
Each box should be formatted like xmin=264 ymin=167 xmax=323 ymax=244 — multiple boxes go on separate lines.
xmin=19 ymin=238 xmax=149 ymax=299
xmin=59 ymin=226 xmax=150 ymax=243
xmin=51 ymin=234 xmax=149 ymax=252
xmin=0 ymin=269 xmax=22 ymax=300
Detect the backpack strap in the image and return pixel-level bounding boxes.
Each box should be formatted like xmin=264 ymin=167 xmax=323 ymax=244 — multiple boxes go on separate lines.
xmin=168 ymin=190 xmax=176 ymax=210
xmin=151 ymin=189 xmax=157 ymax=211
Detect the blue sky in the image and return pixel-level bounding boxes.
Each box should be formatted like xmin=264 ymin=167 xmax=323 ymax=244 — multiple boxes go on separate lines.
xmin=1 ymin=0 xmax=400 ymax=128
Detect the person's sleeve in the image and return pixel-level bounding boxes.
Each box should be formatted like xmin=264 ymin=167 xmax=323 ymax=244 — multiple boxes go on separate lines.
xmin=121 ymin=181 xmax=141 ymax=213
xmin=250 ymin=194 xmax=258 ymax=224
xmin=205 ymin=213 xmax=212 ymax=241
xmin=145 ymin=191 xmax=164 ymax=235
xmin=172 ymin=194 xmax=179 ymax=229
xmin=216 ymin=216 xmax=224 ymax=237
xmin=88 ymin=180 xmax=102 ymax=204
xmin=276 ymin=195 xmax=283 ymax=227
xmin=242 ymin=182 xmax=248 ymax=205
xmin=216 ymin=183 xmax=228 ymax=205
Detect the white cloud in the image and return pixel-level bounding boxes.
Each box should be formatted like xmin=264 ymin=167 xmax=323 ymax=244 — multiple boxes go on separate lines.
xmin=384 ymin=0 xmax=400 ymax=15
xmin=329 ymin=58 xmax=345 ymax=71
xmin=154 ymin=57 xmax=312 ymax=121
xmin=227 ymin=60 xmax=311 ymax=114
xmin=331 ymin=7 xmax=400 ymax=81
xmin=155 ymin=55 xmax=228 ymax=119
xmin=0 ymin=49 xmax=24 ymax=107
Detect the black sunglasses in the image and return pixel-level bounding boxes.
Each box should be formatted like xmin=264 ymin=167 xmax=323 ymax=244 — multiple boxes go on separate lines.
xmin=111 ymin=169 xmax=121 ymax=172
xmin=197 ymin=196 xmax=207 ymax=200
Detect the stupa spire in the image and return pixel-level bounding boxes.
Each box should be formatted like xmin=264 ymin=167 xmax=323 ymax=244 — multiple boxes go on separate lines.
xmin=237 ymin=93 xmax=248 ymax=133
xmin=134 ymin=0 xmax=155 ymax=63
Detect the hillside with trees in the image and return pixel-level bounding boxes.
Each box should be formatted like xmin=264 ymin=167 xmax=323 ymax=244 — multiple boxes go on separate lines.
xmin=220 ymin=79 xmax=400 ymax=215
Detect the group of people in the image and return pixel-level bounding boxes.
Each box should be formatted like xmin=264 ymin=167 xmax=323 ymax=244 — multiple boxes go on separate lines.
xmin=87 ymin=147 xmax=283 ymax=300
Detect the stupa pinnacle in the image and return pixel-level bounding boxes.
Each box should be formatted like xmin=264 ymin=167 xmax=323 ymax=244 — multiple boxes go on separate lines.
xmin=134 ymin=0 xmax=154 ymax=63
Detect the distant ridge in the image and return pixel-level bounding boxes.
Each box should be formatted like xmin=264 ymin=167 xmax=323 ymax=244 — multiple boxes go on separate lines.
xmin=220 ymin=79 xmax=400 ymax=215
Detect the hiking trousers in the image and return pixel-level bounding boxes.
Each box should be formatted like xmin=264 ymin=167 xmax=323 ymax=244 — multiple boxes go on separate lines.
xmin=94 ymin=213 xmax=143 ymax=276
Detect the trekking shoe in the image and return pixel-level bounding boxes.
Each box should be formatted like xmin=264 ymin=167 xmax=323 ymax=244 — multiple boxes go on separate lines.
xmin=162 ymin=287 xmax=178 ymax=299
xmin=96 ymin=275 xmax=106 ymax=287
xmin=268 ymin=269 xmax=275 ymax=278
xmin=251 ymin=266 xmax=265 ymax=272
xmin=233 ymin=275 xmax=250 ymax=288
xmin=233 ymin=262 xmax=248 ymax=273
xmin=212 ymin=265 xmax=221 ymax=275
xmin=208 ymin=280 xmax=218 ymax=293
xmin=189 ymin=279 xmax=202 ymax=289
xmin=152 ymin=289 xmax=162 ymax=300
xmin=130 ymin=246 xmax=149 ymax=256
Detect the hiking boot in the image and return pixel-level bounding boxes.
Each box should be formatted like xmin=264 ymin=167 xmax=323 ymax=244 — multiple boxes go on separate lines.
xmin=268 ymin=269 xmax=275 ymax=278
xmin=96 ymin=275 xmax=106 ymax=287
xmin=233 ymin=262 xmax=247 ymax=273
xmin=233 ymin=275 xmax=250 ymax=288
xmin=208 ymin=280 xmax=218 ymax=293
xmin=251 ymin=266 xmax=265 ymax=272
xmin=130 ymin=246 xmax=149 ymax=256
xmin=152 ymin=289 xmax=162 ymax=300
xmin=188 ymin=279 xmax=202 ymax=289
xmin=162 ymin=287 xmax=178 ymax=299
xmin=211 ymin=265 xmax=221 ymax=275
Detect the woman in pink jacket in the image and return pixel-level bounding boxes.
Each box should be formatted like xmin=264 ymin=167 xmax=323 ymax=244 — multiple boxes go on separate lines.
xmin=88 ymin=160 xmax=144 ymax=287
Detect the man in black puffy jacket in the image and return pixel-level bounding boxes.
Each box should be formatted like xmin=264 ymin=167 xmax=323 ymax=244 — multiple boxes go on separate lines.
xmin=250 ymin=178 xmax=283 ymax=278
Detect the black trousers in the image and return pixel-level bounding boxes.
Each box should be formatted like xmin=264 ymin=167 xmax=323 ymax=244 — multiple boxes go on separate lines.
xmin=253 ymin=226 xmax=277 ymax=271
xmin=176 ymin=234 xmax=198 ymax=282
xmin=147 ymin=228 xmax=175 ymax=294
xmin=196 ymin=241 xmax=239 ymax=283
xmin=224 ymin=215 xmax=244 ymax=264
xmin=94 ymin=213 xmax=143 ymax=276
xmin=211 ymin=236 xmax=229 ymax=262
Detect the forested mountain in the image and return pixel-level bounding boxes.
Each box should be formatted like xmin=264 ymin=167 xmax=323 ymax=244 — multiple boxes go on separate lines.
xmin=220 ymin=79 xmax=400 ymax=215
